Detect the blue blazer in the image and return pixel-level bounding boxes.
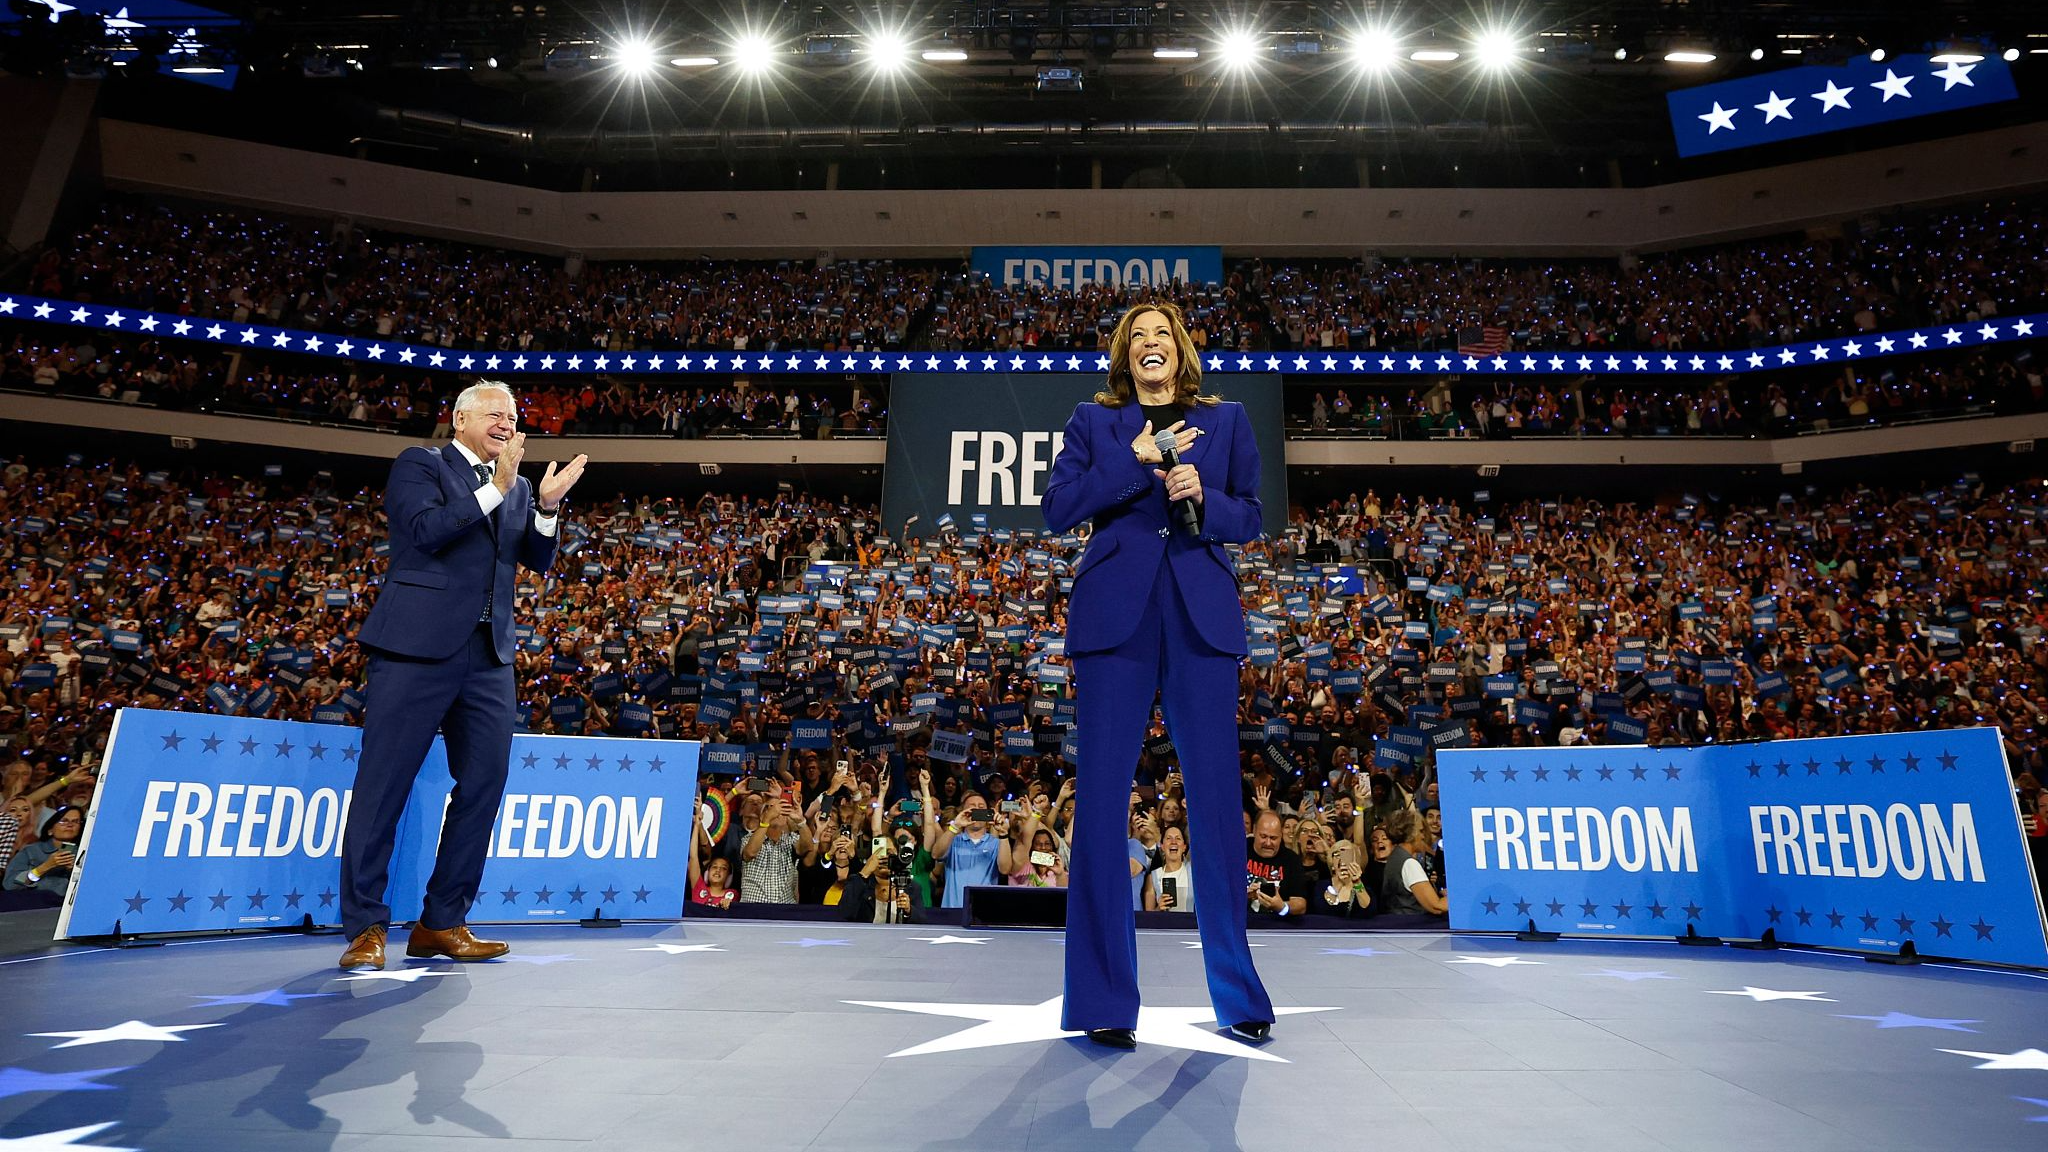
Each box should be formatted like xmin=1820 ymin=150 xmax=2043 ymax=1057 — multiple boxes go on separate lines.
xmin=357 ymin=444 xmax=559 ymax=663
xmin=1043 ymin=399 xmax=1262 ymax=656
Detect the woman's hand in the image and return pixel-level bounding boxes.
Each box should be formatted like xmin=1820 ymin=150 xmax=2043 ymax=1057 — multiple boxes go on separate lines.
xmin=1131 ymin=420 xmax=1196 ymax=465
xmin=1153 ymin=463 xmax=1203 ymax=506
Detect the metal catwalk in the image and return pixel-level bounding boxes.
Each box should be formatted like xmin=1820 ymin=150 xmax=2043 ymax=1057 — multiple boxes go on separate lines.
xmin=1 ymin=919 xmax=2044 ymax=1151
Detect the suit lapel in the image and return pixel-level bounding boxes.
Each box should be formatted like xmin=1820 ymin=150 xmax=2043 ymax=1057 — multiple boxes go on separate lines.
xmin=1179 ymin=402 xmax=1219 ymax=465
xmin=441 ymin=444 xmax=504 ymax=539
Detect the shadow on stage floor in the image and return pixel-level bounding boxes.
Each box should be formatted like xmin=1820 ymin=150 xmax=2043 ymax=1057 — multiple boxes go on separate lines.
xmin=2 ymin=918 xmax=2044 ymax=1151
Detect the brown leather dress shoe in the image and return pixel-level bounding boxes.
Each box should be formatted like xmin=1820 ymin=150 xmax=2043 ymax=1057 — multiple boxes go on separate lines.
xmin=339 ymin=925 xmax=387 ymax=970
xmin=404 ymin=924 xmax=509 ymax=961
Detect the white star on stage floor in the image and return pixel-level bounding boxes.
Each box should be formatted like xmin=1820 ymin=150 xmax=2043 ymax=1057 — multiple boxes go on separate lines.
xmin=28 ymin=1020 xmax=225 ymax=1049
xmin=1448 ymin=955 xmax=1542 ymax=968
xmin=844 ymin=997 xmax=1336 ymax=1063
xmin=1937 ymin=1047 xmax=2048 ymax=1071
xmin=1836 ymin=1012 xmax=1979 ymax=1032
xmin=633 ymin=943 xmax=726 ymax=955
xmin=912 ymin=935 xmax=991 ymax=945
xmin=1585 ymin=969 xmax=1678 ymax=982
xmin=1181 ymin=940 xmax=1267 ymax=949
xmin=335 ymin=966 xmax=458 ymax=984
xmin=1706 ymin=986 xmax=1834 ymax=1002
xmin=0 ymin=1122 xmax=136 ymax=1151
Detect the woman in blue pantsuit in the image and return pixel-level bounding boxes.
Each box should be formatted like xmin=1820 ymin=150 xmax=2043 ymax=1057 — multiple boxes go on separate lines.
xmin=1043 ymin=300 xmax=1276 ymax=1049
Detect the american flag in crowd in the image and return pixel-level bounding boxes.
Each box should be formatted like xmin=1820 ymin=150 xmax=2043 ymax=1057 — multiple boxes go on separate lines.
xmin=1457 ymin=326 xmax=1508 ymax=357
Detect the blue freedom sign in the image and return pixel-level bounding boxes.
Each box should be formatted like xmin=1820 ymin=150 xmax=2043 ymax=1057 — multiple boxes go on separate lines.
xmin=58 ymin=708 xmax=700 ymax=939
xmin=1439 ymin=729 xmax=2047 ymax=966
xmin=1668 ymin=54 xmax=2017 ymax=157
xmin=970 ymin=246 xmax=1222 ymax=289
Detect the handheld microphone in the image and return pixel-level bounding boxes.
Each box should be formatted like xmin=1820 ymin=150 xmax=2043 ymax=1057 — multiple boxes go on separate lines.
xmin=1153 ymin=428 xmax=1202 ymax=537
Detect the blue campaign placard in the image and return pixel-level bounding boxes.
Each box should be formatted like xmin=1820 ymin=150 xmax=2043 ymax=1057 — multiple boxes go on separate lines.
xmin=1439 ymin=729 xmax=2048 ymax=966
xmin=59 ymin=708 xmax=701 ymax=938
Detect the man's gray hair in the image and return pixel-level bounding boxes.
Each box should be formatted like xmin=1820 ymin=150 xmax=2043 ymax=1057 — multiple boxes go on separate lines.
xmin=454 ymin=380 xmax=516 ymax=413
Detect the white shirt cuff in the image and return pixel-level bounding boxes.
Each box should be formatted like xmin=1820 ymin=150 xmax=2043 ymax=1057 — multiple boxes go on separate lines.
xmin=533 ymin=509 xmax=559 ymax=538
xmin=473 ymin=484 xmax=505 ymax=518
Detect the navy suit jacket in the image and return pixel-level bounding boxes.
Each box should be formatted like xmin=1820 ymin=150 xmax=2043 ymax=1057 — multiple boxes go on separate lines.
xmin=1042 ymin=399 xmax=1262 ymax=656
xmin=357 ymin=444 xmax=559 ymax=664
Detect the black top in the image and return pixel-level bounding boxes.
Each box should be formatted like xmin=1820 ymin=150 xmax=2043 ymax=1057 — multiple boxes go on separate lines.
xmin=1139 ymin=402 xmax=1186 ymax=442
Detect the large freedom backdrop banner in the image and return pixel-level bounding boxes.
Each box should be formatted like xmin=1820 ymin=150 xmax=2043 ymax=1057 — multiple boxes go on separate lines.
xmin=57 ymin=708 xmax=700 ymax=939
xmin=1439 ymin=729 xmax=2048 ymax=967
xmin=882 ymin=372 xmax=1286 ymax=541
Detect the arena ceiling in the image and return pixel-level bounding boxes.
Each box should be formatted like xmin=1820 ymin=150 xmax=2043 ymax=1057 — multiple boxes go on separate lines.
xmin=4 ymin=1 xmax=2046 ymax=189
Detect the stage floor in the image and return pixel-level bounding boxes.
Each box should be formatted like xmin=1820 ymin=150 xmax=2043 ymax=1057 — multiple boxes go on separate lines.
xmin=1 ymin=919 xmax=2044 ymax=1151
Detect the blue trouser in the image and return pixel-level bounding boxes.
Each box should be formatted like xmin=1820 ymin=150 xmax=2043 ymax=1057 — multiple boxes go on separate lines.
xmin=341 ymin=625 xmax=514 ymax=938
xmin=1062 ymin=556 xmax=1274 ymax=1032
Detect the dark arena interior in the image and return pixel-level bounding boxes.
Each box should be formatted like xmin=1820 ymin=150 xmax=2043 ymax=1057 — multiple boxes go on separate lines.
xmin=1 ymin=2 xmax=2046 ymax=1149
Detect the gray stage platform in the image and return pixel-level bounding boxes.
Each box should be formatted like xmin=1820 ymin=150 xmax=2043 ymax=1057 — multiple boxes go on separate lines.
xmin=2 ymin=920 xmax=2045 ymax=1151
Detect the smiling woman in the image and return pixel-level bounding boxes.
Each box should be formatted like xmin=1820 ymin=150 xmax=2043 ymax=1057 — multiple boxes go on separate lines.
xmin=1043 ymin=299 xmax=1277 ymax=1051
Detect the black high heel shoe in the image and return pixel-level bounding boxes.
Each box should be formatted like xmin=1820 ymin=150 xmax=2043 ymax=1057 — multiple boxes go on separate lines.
xmin=1228 ymin=1021 xmax=1272 ymax=1042
xmin=1086 ymin=1028 xmax=1137 ymax=1050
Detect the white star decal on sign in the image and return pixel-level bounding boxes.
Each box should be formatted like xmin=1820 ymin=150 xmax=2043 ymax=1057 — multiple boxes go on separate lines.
xmin=1208 ymin=357 xmax=1225 ymax=370
xmin=512 ymin=356 xmax=527 ymax=369
xmin=483 ymin=356 xmax=500 ymax=370
xmin=1293 ymin=356 xmax=1309 ymax=371
xmin=103 ymin=310 xmax=124 ymax=327
xmin=34 ymin=302 xmax=54 ymax=318
xmin=2014 ymin=319 xmax=2034 ymax=336
xmin=270 ymin=331 xmax=291 ymax=347
xmin=367 ymin=344 xmax=386 ymax=359
xmin=336 ymin=966 xmax=457 ymax=984
xmin=1812 ymin=80 xmax=1853 ymax=112
xmin=1706 ymin=986 xmax=1834 ymax=1002
xmin=1320 ymin=357 xmax=1335 ymax=371
xmin=170 ymin=318 xmax=190 ymax=334
xmin=1936 ymin=1047 xmax=2048 ymax=1071
xmin=845 ymin=997 xmax=1335 ymax=1063
xmin=1932 ymin=60 xmax=1977 ymax=90
xmin=1842 ymin=340 xmax=1862 ymax=357
xmin=1716 ymin=355 xmax=1733 ymax=370
xmin=1978 ymin=323 xmax=1999 ymax=341
xmin=1778 ymin=348 xmax=1798 ymax=364
xmin=633 ymin=943 xmax=726 ymax=955
xmin=1810 ymin=344 xmax=1830 ymax=360
xmin=1448 ymin=955 xmax=1542 ymax=968
xmin=138 ymin=315 xmax=157 ymax=331
xmin=335 ymin=340 xmax=353 ymax=357
xmin=1754 ymin=91 xmax=1795 ymax=123
xmin=0 ymin=1123 xmax=137 ymax=1152
xmin=1875 ymin=336 xmax=1895 ymax=352
xmin=1698 ymin=102 xmax=1738 ymax=133
xmin=1908 ymin=332 xmax=1929 ymax=348
xmin=953 ymin=356 xmax=968 ymax=371
xmin=0 ymin=297 xmax=15 ymax=314
xmin=398 ymin=347 xmax=416 ymax=363
xmin=913 ymin=935 xmax=991 ymax=946
xmin=69 ymin=306 xmax=89 ymax=322
xmin=458 ymin=355 xmax=475 ymax=370
xmin=1577 ymin=356 xmax=1592 ymax=370
xmin=29 ymin=1020 xmax=224 ymax=1049
xmin=1941 ymin=328 xmax=1962 ymax=344
xmin=239 ymin=328 xmax=257 ymax=344
xmin=1870 ymin=68 xmax=1914 ymax=101
xmin=428 ymin=351 xmax=446 ymax=367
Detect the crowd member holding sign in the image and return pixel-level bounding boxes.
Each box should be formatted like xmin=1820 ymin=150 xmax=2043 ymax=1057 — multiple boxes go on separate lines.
xmin=337 ymin=381 xmax=587 ymax=970
xmin=1043 ymin=300 xmax=1277 ymax=1050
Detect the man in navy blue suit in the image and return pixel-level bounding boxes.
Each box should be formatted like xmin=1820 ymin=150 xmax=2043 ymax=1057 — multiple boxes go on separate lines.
xmin=1043 ymin=301 xmax=1276 ymax=1050
xmin=338 ymin=381 xmax=587 ymax=969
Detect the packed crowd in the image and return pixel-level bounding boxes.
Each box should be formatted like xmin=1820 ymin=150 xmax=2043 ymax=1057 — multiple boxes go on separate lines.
xmin=1 ymin=332 xmax=887 ymax=439
xmin=1255 ymin=196 xmax=2048 ymax=353
xmin=4 ymin=451 xmax=2045 ymax=911
xmin=1289 ymin=347 xmax=2047 ymax=438
xmin=19 ymin=193 xmax=2048 ymax=366
xmin=27 ymin=204 xmax=940 ymax=354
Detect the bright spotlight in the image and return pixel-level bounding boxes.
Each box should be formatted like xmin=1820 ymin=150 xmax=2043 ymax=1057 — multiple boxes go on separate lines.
xmin=1217 ymin=28 xmax=1262 ymax=69
xmin=1868 ymin=47 xmax=1886 ymax=62
xmin=732 ymin=34 xmax=776 ymax=73
xmin=921 ymin=47 xmax=968 ymax=62
xmin=2002 ymin=47 xmax=2020 ymax=62
xmin=866 ymin=30 xmax=911 ymax=71
xmin=1473 ymin=29 xmax=1519 ymax=69
xmin=1749 ymin=47 xmax=1764 ymax=61
xmin=670 ymin=56 xmax=718 ymax=67
xmin=1663 ymin=50 xmax=1717 ymax=64
xmin=1352 ymin=28 xmax=1400 ymax=71
xmin=1612 ymin=46 xmax=1628 ymax=61
xmin=613 ymin=38 xmax=657 ymax=76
